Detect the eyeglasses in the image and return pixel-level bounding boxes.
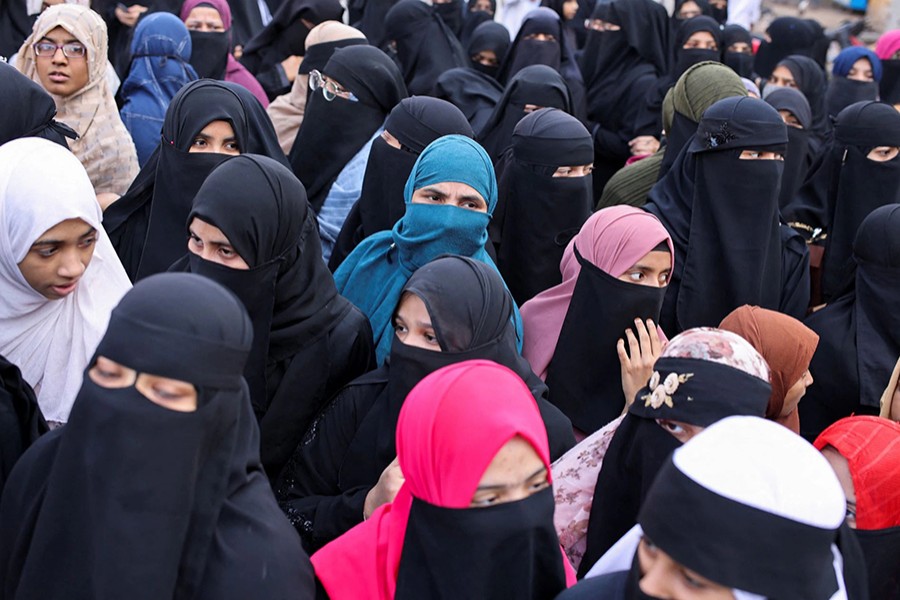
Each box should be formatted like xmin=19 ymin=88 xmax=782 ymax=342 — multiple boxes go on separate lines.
xmin=309 ymin=70 xmax=358 ymax=102
xmin=33 ymin=41 xmax=87 ymax=58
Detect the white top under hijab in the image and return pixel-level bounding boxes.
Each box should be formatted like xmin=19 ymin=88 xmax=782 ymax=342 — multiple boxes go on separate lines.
xmin=0 ymin=137 xmax=131 ymax=423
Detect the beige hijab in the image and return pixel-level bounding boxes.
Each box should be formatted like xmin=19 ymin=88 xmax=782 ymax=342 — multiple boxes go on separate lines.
xmin=881 ymin=356 xmax=900 ymax=420
xmin=266 ymin=21 xmax=366 ymax=153
xmin=17 ymin=5 xmax=138 ymax=195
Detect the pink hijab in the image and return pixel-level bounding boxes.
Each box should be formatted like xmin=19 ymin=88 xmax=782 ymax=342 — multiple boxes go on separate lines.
xmin=876 ymin=30 xmax=900 ymax=60
xmin=521 ymin=206 xmax=674 ymax=379
xmin=311 ymin=360 xmax=576 ymax=599
xmin=179 ymin=0 xmax=269 ymax=107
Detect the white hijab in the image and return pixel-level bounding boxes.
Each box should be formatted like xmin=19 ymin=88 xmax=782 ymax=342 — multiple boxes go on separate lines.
xmin=0 ymin=137 xmax=131 ymax=422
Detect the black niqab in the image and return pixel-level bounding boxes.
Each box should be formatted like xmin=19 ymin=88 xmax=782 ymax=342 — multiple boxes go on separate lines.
xmin=460 ymin=0 xmax=495 ymax=46
xmin=104 ymin=79 xmax=288 ymax=281
xmin=0 ymin=61 xmax=76 ymax=148
xmin=0 ymin=273 xmax=314 ymax=599
xmin=825 ymin=76 xmax=880 ymax=120
xmin=764 ymin=87 xmax=813 ymax=211
xmin=0 ymin=354 xmax=48 ymax=498
xmin=383 ymin=0 xmax=467 ymax=95
xmin=189 ymin=31 xmax=230 ymax=79
xmin=754 ymin=17 xmax=821 ymax=79
xmin=777 ymin=55 xmax=829 ymax=143
xmin=466 ymin=21 xmax=511 ymax=79
xmin=288 ymin=45 xmax=407 ymax=212
xmin=435 ymin=66 xmax=504 ymax=132
xmin=880 ymin=58 xmax=900 ymax=105
xmin=496 ymin=7 xmax=582 ymax=87
xmin=644 ymin=97 xmax=789 ymax=333
xmin=492 ymin=108 xmax=593 ymax=304
xmin=721 ymin=24 xmax=755 ymax=79
xmin=433 ymin=0 xmax=464 ymax=37
xmin=478 ymin=64 xmax=572 ymax=160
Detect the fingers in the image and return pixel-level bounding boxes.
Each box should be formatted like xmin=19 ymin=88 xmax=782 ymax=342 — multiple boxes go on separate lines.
xmin=647 ymin=318 xmax=662 ymax=357
xmin=616 ymin=337 xmax=629 ymax=366
xmin=634 ymin=318 xmax=651 ymax=356
xmin=625 ymin=328 xmax=639 ymax=363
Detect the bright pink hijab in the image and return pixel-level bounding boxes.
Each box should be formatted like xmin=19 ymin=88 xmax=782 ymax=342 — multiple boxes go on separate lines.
xmin=311 ymin=360 xmax=576 ymax=599
xmin=179 ymin=0 xmax=270 ymax=107
xmin=876 ymin=30 xmax=900 ymax=60
xmin=521 ymin=206 xmax=674 ymax=379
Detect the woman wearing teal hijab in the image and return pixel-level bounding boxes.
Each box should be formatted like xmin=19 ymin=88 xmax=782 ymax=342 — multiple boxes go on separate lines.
xmin=334 ymin=134 xmax=522 ymax=363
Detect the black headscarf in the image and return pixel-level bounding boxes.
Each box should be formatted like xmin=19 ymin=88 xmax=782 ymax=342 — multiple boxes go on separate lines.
xmin=466 ymin=21 xmax=511 ymax=79
xmin=764 ymin=87 xmax=814 ymax=211
xmin=329 ymin=97 xmax=475 ymax=271
xmin=800 ymin=205 xmax=900 ymax=438
xmin=880 ymin=58 xmax=900 ymax=106
xmin=298 ymin=35 xmax=369 ymax=76
xmin=240 ymin=0 xmax=344 ymax=73
xmin=0 ymin=61 xmax=77 ymax=148
xmin=288 ymin=45 xmax=407 ymax=212
xmin=383 ymin=0 xmax=467 ymax=95
xmin=433 ymin=0 xmax=464 ymax=37
xmin=784 ymin=101 xmax=900 ymax=301
xmin=579 ymin=0 xmax=669 ymax=123
xmin=0 ymin=354 xmax=48 ymax=498
xmin=754 ymin=17 xmax=822 ymax=79
xmin=773 ymin=55 xmax=829 ymax=143
xmin=644 ymin=97 xmax=789 ymax=333
xmin=492 ymin=108 xmax=593 ymax=304
xmin=0 ymin=273 xmax=314 ymax=599
xmin=460 ymin=0 xmax=496 ymax=46
xmin=578 ymin=343 xmax=773 ymax=576
xmin=354 ymin=0 xmax=400 ymax=48
xmin=0 ymin=0 xmax=31 ymax=59
xmin=721 ymin=24 xmax=755 ymax=79
xmin=496 ymin=7 xmax=582 ymax=86
xmin=435 ymin=66 xmax=504 ymax=132
xmin=478 ymin=64 xmax=572 ymax=160
xmin=671 ymin=0 xmax=711 ymax=21
xmin=338 ymin=255 xmax=574 ymax=490
xmin=104 ymin=79 xmax=288 ymax=282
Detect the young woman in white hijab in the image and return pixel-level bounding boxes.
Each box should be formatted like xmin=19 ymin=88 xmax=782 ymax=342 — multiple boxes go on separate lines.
xmin=0 ymin=138 xmax=131 ymax=426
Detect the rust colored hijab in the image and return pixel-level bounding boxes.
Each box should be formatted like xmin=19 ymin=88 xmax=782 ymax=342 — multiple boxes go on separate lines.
xmin=720 ymin=305 xmax=819 ymax=433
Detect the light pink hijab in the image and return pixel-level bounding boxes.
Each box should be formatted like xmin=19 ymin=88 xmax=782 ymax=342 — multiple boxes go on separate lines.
xmin=521 ymin=205 xmax=674 ymax=380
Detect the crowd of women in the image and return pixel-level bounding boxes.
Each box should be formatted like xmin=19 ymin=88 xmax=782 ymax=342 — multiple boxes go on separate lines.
xmin=0 ymin=0 xmax=899 ymax=596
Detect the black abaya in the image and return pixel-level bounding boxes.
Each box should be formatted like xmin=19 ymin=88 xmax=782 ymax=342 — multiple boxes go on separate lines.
xmin=0 ymin=354 xmax=47 ymax=498
xmin=435 ymin=66 xmax=504 ymax=132
xmin=763 ymin=87 xmax=814 ymax=212
xmin=0 ymin=62 xmax=76 ymax=148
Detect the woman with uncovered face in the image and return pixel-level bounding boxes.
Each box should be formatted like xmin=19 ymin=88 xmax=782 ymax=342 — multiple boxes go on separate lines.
xmin=177 ymin=154 xmax=375 ymax=480
xmin=311 ymin=360 xmax=575 ymax=599
xmin=0 ymin=273 xmax=315 ymax=599
xmin=275 ymin=256 xmax=574 ymax=552
xmin=0 ymin=138 xmax=130 ymax=427
xmin=16 ymin=4 xmax=139 ymax=199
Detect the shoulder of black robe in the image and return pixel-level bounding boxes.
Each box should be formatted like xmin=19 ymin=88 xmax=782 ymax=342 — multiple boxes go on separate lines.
xmin=555 ymin=570 xmax=629 ymax=599
xmin=496 ymin=7 xmax=583 ymax=86
xmin=465 ymin=20 xmax=511 ymax=76
xmin=478 ymin=64 xmax=573 ymax=160
xmin=354 ymin=0 xmax=398 ymax=47
xmin=435 ymin=67 xmax=504 ymax=132
xmin=104 ymin=79 xmax=289 ymax=280
xmin=492 ymin=108 xmax=593 ymax=304
xmin=0 ymin=0 xmax=32 ymax=58
xmin=764 ymin=87 xmax=813 ymax=210
xmin=0 ymin=273 xmax=315 ymax=599
xmin=0 ymin=354 xmax=48 ymax=498
xmin=0 ymin=61 xmax=76 ymax=148
xmin=240 ymin=0 xmax=344 ymax=73
xmin=288 ymin=44 xmax=407 ymax=211
xmin=383 ymin=0 xmax=467 ymax=95
xmin=329 ymin=96 xmax=475 ymax=271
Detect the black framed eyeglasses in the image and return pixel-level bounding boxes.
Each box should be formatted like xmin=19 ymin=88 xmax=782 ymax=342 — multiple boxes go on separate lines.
xmin=33 ymin=41 xmax=87 ymax=58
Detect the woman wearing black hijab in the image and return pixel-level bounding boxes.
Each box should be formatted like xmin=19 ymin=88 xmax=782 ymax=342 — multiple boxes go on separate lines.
xmin=460 ymin=0 xmax=496 ymax=46
xmin=784 ymin=101 xmax=900 ymax=303
xmin=433 ymin=0 xmax=464 ymax=37
xmin=644 ymin=96 xmax=811 ymax=334
xmin=104 ymin=79 xmax=288 ymax=282
xmin=0 ymin=61 xmax=76 ymax=148
xmin=329 ymin=97 xmax=476 ymax=271
xmin=754 ymin=16 xmax=823 ymax=80
xmin=274 ymin=256 xmax=575 ymax=552
xmin=492 ymin=108 xmax=593 ymax=304
xmin=800 ymin=205 xmax=900 ymax=440
xmin=721 ymin=24 xmax=755 ymax=79
xmin=579 ymin=0 xmax=669 ymax=195
xmin=0 ymin=273 xmax=315 ymax=599
xmin=174 ymin=155 xmax=375 ymax=480
xmin=0 ymin=355 xmax=48 ymax=498
xmin=239 ymin=0 xmax=344 ymax=101
xmin=765 ymin=87 xmax=814 ymax=212
xmin=495 ymin=8 xmax=585 ymax=118
xmin=765 ymin=55 xmax=829 ymax=148
xmin=466 ymin=20 xmax=511 ymax=79
xmin=632 ymin=16 xmax=721 ymax=140
xmin=435 ymin=66 xmax=505 ymax=132
xmin=478 ymin=64 xmax=573 ymax=161
xmin=383 ymin=0 xmax=467 ymax=96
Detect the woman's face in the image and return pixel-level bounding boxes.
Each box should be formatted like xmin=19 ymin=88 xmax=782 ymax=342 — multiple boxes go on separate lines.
xmin=89 ymin=355 xmax=199 ymax=412
xmin=184 ymin=6 xmax=225 ymax=31
xmin=727 ymin=41 xmax=751 ymax=54
xmin=777 ymin=109 xmax=803 ymax=129
xmin=656 ymin=419 xmax=703 ymax=443
xmin=638 ymin=537 xmax=735 ymax=599
xmin=683 ymin=31 xmax=717 ymax=51
xmin=394 ymin=293 xmax=440 ymax=351
xmin=820 ymin=446 xmax=857 ymax=528
xmin=410 ymin=181 xmax=488 ymax=212
xmin=189 ymin=120 xmax=240 ymax=155
xmin=552 ymin=163 xmax=594 ymax=177
xmin=846 ymin=57 xmax=874 ymax=82
xmin=187 ymin=217 xmax=250 ymax=270
xmin=470 ymin=436 xmax=550 ymax=507
xmin=562 ymin=0 xmax=579 ymax=21
xmin=617 ymin=250 xmax=671 ymax=288
xmin=34 ymin=26 xmax=89 ymax=98
xmin=781 ymin=369 xmax=813 ymax=417
xmin=677 ymin=1 xmax=702 ymax=19
xmin=471 ymin=49 xmax=499 ymax=68
xmin=471 ymin=0 xmax=493 ymax=13
xmin=768 ymin=65 xmax=798 ymax=89
xmin=17 ymin=217 xmax=97 ymax=300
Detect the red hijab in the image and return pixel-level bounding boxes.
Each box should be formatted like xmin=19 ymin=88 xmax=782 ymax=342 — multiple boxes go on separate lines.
xmin=311 ymin=360 xmax=576 ymax=598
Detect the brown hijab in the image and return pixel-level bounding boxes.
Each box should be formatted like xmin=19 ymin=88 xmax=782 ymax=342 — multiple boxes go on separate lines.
xmin=720 ymin=305 xmax=819 ymax=433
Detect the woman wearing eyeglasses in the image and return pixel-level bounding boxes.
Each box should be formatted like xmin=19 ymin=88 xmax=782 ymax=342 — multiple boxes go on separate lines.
xmin=16 ymin=5 xmax=139 ymax=205
xmin=287 ymin=45 xmax=408 ymax=262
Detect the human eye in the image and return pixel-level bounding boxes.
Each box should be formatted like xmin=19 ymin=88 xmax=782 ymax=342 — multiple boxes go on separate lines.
xmin=188 ymin=233 xmax=203 ymax=248
xmin=64 ymin=43 xmax=86 ymax=57
xmin=657 ymin=419 xmax=685 ymax=435
xmin=218 ymin=246 xmax=235 ymax=258
xmin=641 ymin=535 xmax=660 ymax=555
xmin=34 ymin=245 xmax=57 ymax=258
xmin=79 ymin=235 xmax=97 ymax=248
xmin=471 ymin=493 xmax=500 ymax=507
xmin=225 ymin=141 xmax=240 ymax=152
xmin=659 ymin=271 xmax=670 ymax=284
xmin=35 ymin=41 xmax=55 ymax=54
xmin=423 ymin=331 xmax=440 ymax=346
xmin=191 ymin=137 xmax=207 ymax=148
xmin=627 ymin=270 xmax=644 ymax=281
xmin=393 ymin=319 xmax=408 ymax=334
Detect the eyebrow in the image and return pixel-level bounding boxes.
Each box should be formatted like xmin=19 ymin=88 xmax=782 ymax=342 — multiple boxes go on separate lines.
xmin=40 ymin=35 xmax=80 ymax=44
xmin=476 ymin=466 xmax=547 ymax=491
xmin=32 ymin=226 xmax=96 ymax=247
xmin=188 ymin=228 xmax=231 ymax=247
xmin=194 ymin=132 xmax=237 ymax=142
xmin=630 ymin=263 xmax=671 ymax=272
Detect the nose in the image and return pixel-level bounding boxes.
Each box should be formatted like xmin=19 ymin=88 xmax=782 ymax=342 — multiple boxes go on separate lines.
xmin=57 ymin=248 xmax=86 ymax=279
xmin=51 ymin=46 xmax=67 ymax=64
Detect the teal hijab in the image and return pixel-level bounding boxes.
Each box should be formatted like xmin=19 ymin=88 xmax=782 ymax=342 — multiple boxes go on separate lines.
xmin=334 ymin=134 xmax=522 ymax=363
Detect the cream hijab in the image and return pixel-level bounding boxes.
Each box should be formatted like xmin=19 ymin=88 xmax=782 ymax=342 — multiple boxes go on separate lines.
xmin=0 ymin=138 xmax=131 ymax=423
xmin=17 ymin=5 xmax=139 ymax=195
